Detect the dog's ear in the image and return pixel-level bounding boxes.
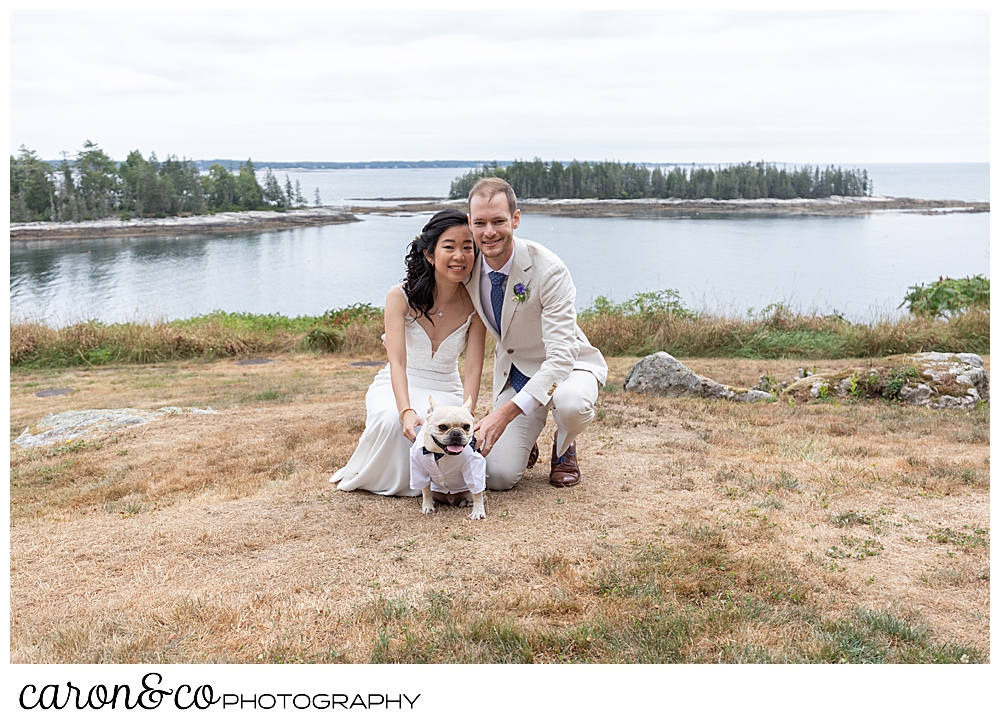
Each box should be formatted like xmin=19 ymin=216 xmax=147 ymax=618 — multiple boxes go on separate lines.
xmin=462 ymin=397 xmax=473 ymax=411
xmin=427 ymin=395 xmax=437 ymax=413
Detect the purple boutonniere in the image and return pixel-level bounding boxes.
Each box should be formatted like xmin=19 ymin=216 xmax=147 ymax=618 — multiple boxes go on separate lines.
xmin=512 ymin=283 xmax=529 ymax=303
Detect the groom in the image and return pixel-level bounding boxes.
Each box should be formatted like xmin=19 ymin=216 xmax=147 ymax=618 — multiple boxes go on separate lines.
xmin=466 ymin=177 xmax=608 ymax=490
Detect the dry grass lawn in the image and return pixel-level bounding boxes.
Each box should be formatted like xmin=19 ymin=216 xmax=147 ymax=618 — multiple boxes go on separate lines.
xmin=9 ymin=353 xmax=990 ymax=663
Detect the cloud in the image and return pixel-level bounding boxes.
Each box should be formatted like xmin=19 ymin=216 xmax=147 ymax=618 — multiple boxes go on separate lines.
xmin=10 ymin=9 xmax=988 ymax=162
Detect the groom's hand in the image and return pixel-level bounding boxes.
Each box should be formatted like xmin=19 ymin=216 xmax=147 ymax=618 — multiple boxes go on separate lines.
xmin=474 ymin=401 xmax=522 ymax=456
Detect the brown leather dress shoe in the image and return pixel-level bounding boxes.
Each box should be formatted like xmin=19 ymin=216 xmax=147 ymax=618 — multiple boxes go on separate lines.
xmin=526 ymin=442 xmax=539 ymax=469
xmin=549 ymin=439 xmax=581 ymax=487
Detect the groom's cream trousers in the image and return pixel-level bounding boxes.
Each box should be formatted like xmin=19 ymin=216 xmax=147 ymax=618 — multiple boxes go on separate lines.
xmin=485 ymin=369 xmax=599 ymax=491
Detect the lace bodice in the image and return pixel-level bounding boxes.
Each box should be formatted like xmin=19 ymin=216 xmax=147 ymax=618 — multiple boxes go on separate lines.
xmin=403 ymin=308 xmax=474 ymax=380
xmin=370 ymin=287 xmax=473 ymax=388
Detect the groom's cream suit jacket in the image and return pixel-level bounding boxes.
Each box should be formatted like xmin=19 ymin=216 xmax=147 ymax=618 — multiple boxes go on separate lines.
xmin=465 ymin=237 xmax=608 ymax=406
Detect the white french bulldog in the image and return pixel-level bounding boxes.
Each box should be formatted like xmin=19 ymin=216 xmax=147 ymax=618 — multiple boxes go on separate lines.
xmin=409 ymin=396 xmax=486 ymax=520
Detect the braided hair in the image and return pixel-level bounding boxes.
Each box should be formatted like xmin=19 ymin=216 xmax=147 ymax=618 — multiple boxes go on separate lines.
xmin=402 ymin=209 xmax=473 ymax=323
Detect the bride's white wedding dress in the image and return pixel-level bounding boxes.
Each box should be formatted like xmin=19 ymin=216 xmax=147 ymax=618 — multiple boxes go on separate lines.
xmin=330 ymin=296 xmax=475 ymax=496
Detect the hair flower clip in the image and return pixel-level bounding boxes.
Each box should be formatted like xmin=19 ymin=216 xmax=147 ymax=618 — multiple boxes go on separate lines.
xmin=512 ymin=283 xmax=529 ymax=303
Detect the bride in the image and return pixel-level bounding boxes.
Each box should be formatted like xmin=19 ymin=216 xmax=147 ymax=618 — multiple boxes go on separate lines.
xmin=330 ymin=209 xmax=487 ymax=496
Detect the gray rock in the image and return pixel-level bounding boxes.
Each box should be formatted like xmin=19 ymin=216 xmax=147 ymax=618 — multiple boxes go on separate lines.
xmin=782 ymin=352 xmax=988 ymax=409
xmin=899 ymin=384 xmax=933 ymax=406
xmin=934 ymin=395 xmax=969 ymax=409
xmin=911 ymin=351 xmax=953 ymax=363
xmin=623 ymin=352 xmax=773 ymax=403
xmin=752 ymin=373 xmax=784 ymax=394
xmin=623 ymin=352 xmax=705 ymax=397
xmin=11 ymin=407 xmax=215 ymax=449
xmin=956 ymin=353 xmax=985 ymax=369
xmin=733 ymin=390 xmax=778 ymax=403
xmin=699 ymin=378 xmax=734 ymax=400
xmin=911 ymin=352 xmax=990 ymax=408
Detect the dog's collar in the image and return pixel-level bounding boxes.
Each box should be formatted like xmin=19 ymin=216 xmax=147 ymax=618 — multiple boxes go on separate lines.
xmin=423 ymin=434 xmax=478 ymax=460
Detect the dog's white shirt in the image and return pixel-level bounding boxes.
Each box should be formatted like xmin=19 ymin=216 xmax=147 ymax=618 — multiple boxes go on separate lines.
xmin=409 ymin=437 xmax=487 ymax=495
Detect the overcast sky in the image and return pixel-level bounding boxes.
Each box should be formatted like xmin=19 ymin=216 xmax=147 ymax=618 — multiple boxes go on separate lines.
xmin=10 ymin=8 xmax=989 ymax=164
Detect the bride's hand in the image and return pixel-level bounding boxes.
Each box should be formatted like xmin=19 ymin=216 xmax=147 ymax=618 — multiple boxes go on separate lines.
xmin=401 ymin=411 xmax=424 ymax=443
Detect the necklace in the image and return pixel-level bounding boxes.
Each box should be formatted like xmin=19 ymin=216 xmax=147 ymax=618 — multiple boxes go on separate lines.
xmin=431 ymin=291 xmax=461 ymax=317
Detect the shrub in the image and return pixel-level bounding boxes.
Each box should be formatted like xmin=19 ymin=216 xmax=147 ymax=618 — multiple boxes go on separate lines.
xmin=576 ymin=290 xmax=989 ymax=359
xmin=901 ymin=275 xmax=990 ymax=318
xmin=322 ymin=303 xmax=383 ymax=326
xmin=300 ymin=327 xmax=345 ymax=353
xmin=580 ymin=289 xmax=694 ymax=321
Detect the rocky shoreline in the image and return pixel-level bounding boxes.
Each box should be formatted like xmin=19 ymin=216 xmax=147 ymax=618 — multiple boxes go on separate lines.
xmin=9 ymin=207 xmax=359 ymax=242
xmin=350 ymin=195 xmax=990 ymax=219
xmin=9 ymin=196 xmax=989 ymax=241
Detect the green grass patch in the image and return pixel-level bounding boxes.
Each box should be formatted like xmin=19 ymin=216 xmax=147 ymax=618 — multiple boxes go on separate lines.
xmin=818 ymin=608 xmax=981 ymax=663
xmin=239 ymin=389 xmax=291 ymax=403
xmin=354 ymin=528 xmax=980 ymax=664
xmin=928 ymin=526 xmax=989 ymax=549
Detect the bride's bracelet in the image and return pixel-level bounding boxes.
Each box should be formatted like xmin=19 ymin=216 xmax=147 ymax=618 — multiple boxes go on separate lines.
xmin=398 ymin=408 xmax=416 ymax=425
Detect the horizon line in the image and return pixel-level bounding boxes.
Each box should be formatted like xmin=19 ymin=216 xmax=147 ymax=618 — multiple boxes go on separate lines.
xmin=33 ymin=158 xmax=992 ymax=168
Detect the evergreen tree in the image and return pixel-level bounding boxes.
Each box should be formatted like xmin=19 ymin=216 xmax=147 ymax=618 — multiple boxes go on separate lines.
xmin=75 ymin=140 xmax=120 ymax=219
xmin=118 ymin=149 xmax=164 ymax=216
xmin=160 ymin=155 xmax=205 ymax=215
xmin=262 ymin=169 xmax=286 ymax=207
xmin=9 ymin=145 xmax=56 ymax=222
xmin=56 ymin=153 xmax=78 ymax=221
xmin=650 ymin=167 xmax=666 ymax=198
xmin=294 ymin=179 xmax=306 ymax=206
xmin=234 ymin=160 xmax=265 ymax=209
xmin=203 ymin=164 xmax=236 ymax=210
xmin=314 ymin=187 xmax=322 ymax=206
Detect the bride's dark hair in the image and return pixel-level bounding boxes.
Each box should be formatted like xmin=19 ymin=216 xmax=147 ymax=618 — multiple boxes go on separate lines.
xmin=402 ymin=209 xmax=473 ymax=323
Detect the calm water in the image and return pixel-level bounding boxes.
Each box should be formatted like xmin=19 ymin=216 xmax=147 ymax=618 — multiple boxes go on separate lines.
xmin=9 ymin=164 xmax=990 ymax=325
xmin=260 ymin=167 xmax=477 ymax=206
xmin=860 ymin=163 xmax=989 ymax=202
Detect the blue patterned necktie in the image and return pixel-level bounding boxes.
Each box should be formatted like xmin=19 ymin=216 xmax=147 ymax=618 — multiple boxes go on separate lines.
xmin=488 ymin=271 xmax=506 ymax=334
xmin=488 ymin=270 xmax=530 ymax=393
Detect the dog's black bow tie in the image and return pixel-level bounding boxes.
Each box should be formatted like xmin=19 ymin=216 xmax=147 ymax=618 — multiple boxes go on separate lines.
xmin=422 ymin=435 xmax=478 ymax=460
